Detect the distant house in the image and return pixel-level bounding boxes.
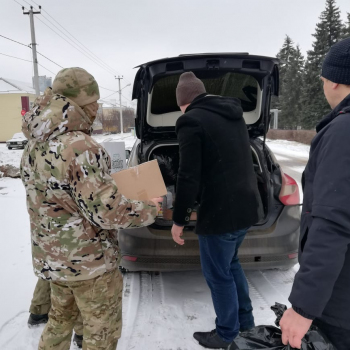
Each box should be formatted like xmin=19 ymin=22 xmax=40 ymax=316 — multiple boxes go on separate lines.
xmin=0 ymin=78 xmax=37 ymax=142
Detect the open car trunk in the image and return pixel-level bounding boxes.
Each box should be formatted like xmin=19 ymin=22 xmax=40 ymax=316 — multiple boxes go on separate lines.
xmin=148 ymin=143 xmax=267 ymax=227
xmin=133 ymin=53 xmax=279 ymax=144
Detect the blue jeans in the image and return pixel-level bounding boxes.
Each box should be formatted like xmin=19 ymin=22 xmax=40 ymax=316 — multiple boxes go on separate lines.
xmin=198 ymin=229 xmax=254 ymax=343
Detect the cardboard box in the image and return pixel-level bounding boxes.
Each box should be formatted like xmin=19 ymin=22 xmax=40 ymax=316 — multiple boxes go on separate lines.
xmin=111 ymin=160 xmax=167 ymax=200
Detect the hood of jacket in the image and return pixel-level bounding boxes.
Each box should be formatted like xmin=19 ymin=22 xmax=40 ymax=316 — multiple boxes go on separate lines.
xmin=22 ymin=87 xmax=92 ymax=142
xmin=186 ymin=93 xmax=244 ymax=121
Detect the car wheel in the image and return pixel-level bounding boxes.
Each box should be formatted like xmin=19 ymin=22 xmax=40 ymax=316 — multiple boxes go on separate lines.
xmin=8 ymin=147 xmax=12 ymax=150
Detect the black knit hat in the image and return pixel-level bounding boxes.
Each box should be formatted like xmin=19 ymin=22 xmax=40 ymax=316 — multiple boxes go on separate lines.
xmin=176 ymin=72 xmax=206 ymax=106
xmin=322 ymin=37 xmax=350 ymax=85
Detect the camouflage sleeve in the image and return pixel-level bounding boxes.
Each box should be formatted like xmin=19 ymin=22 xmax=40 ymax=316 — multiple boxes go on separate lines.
xmin=68 ymin=147 xmax=157 ymax=230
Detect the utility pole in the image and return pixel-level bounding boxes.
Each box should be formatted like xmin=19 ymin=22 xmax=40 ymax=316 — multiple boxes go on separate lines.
xmin=115 ymin=76 xmax=124 ymax=135
xmin=23 ymin=5 xmax=41 ymax=96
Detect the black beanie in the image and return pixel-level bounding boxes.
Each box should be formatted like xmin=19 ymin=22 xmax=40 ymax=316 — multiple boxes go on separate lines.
xmin=176 ymin=72 xmax=206 ymax=106
xmin=322 ymin=37 xmax=350 ymax=85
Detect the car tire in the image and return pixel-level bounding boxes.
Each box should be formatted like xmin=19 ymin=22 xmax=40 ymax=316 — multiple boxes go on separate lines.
xmin=8 ymin=147 xmax=12 ymax=150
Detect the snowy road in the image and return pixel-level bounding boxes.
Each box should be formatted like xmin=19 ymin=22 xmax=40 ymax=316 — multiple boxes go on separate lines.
xmin=0 ymin=138 xmax=309 ymax=350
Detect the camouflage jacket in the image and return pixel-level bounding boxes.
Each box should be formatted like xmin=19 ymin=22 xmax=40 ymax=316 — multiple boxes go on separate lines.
xmin=21 ymin=88 xmax=157 ymax=281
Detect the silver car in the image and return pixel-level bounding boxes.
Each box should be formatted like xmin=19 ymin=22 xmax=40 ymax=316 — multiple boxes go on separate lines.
xmin=118 ymin=53 xmax=301 ymax=272
xmin=6 ymin=132 xmax=28 ymax=150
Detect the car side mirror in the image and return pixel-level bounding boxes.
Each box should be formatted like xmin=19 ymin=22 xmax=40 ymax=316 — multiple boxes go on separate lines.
xmin=125 ymin=150 xmax=131 ymax=160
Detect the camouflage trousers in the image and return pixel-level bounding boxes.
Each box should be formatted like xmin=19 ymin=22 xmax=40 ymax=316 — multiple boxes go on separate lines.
xmin=38 ymin=269 xmax=123 ymax=350
xmin=30 ymin=278 xmax=83 ymax=336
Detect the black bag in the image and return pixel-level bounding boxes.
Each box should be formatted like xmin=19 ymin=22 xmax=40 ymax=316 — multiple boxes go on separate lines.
xmin=231 ymin=303 xmax=335 ymax=350
xmin=150 ymin=148 xmax=179 ymax=187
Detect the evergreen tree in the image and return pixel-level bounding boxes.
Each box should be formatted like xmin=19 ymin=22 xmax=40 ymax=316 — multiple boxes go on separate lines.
xmin=342 ymin=13 xmax=350 ymax=38
xmin=283 ymin=45 xmax=305 ymax=129
xmin=274 ymin=36 xmax=296 ymax=129
xmin=300 ymin=0 xmax=343 ymax=129
xmin=273 ymin=37 xmax=305 ymax=129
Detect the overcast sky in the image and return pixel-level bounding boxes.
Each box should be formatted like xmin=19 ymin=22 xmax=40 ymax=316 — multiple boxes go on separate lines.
xmin=1 ymin=0 xmax=349 ymax=105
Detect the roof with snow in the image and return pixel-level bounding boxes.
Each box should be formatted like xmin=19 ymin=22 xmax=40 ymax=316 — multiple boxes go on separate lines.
xmin=0 ymin=78 xmax=35 ymax=94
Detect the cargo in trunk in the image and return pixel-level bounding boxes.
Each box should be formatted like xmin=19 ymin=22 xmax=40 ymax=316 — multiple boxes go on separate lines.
xmin=149 ymin=144 xmax=267 ymax=227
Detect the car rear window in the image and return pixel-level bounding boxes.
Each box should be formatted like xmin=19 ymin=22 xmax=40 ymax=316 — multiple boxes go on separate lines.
xmin=151 ymin=72 xmax=258 ymax=115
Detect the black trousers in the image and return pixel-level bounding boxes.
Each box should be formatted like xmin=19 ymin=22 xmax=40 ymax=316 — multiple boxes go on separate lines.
xmin=313 ymin=319 xmax=350 ymax=350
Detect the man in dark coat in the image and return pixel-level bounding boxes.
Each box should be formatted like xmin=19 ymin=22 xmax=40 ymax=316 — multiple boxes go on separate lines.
xmin=281 ymin=37 xmax=350 ymax=350
xmin=171 ymin=72 xmax=261 ymax=349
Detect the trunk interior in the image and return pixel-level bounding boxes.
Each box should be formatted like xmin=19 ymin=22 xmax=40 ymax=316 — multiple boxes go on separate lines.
xmin=148 ymin=143 xmax=268 ymax=227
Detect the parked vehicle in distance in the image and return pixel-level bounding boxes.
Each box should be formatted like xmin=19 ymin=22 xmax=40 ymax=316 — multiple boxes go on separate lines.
xmin=6 ymin=132 xmax=28 ymax=150
xmin=118 ymin=53 xmax=301 ymax=272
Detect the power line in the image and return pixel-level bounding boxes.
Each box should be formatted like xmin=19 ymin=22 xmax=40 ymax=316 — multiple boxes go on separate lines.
xmin=30 ymin=0 xmax=126 ymax=79
xmin=21 ymin=0 xmax=33 ymax=7
xmin=34 ymin=16 xmax=117 ymax=77
xmin=100 ymin=86 xmax=116 ymax=92
xmin=99 ymin=99 xmax=129 ymax=108
xmin=40 ymin=13 xmax=118 ymax=76
xmin=122 ymin=93 xmax=132 ymax=101
xmin=35 ymin=50 xmax=63 ymax=68
xmin=0 ymin=52 xmax=31 ymax=62
xmin=11 ymin=1 xmax=132 ymax=86
xmin=101 ymin=91 xmax=118 ymax=100
xmin=0 ymin=34 xmax=30 ymax=47
xmin=0 ymin=33 xmax=63 ymax=69
xmin=38 ymin=63 xmax=56 ymax=75
xmin=0 ymin=52 xmax=56 ymax=75
xmin=41 ymin=14 xmax=116 ymax=75
xmin=0 ymin=34 xmax=132 ymax=92
xmin=12 ymin=0 xmax=27 ymax=9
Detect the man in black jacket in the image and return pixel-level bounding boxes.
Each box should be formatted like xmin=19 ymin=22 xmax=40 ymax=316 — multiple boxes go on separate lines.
xmin=280 ymin=37 xmax=350 ymax=350
xmin=171 ymin=72 xmax=261 ymax=349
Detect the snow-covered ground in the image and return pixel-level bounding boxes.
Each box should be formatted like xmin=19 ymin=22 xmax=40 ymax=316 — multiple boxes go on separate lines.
xmin=0 ymin=146 xmax=23 ymax=168
xmin=0 ymin=137 xmax=309 ymax=350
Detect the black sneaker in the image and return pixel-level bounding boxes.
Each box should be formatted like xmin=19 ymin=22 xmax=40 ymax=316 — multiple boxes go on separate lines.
xmin=193 ymin=329 xmax=233 ymax=349
xmin=27 ymin=313 xmax=48 ymax=327
xmin=73 ymin=333 xmax=83 ymax=349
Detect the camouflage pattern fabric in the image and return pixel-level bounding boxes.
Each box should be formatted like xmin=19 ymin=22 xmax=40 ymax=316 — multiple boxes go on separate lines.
xmin=30 ymin=278 xmax=51 ymax=315
xmin=38 ymin=269 xmax=122 ymax=350
xmin=30 ymin=278 xmax=83 ymax=336
xmin=52 ymin=67 xmax=100 ymax=107
xmin=21 ymin=87 xmax=157 ymax=282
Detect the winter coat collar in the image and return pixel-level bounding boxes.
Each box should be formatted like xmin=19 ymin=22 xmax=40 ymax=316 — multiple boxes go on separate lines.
xmin=316 ymin=93 xmax=350 ymax=132
xmin=22 ymin=87 xmax=92 ymax=142
xmin=186 ymin=93 xmax=243 ymax=121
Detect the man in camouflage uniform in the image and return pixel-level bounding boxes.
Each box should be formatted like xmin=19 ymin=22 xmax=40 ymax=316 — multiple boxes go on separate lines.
xmin=21 ymin=67 xmax=160 ymax=350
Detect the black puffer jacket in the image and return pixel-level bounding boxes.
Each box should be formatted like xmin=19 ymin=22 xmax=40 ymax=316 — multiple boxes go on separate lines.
xmin=173 ymin=94 xmax=261 ymax=235
xmin=289 ymin=93 xmax=350 ymax=329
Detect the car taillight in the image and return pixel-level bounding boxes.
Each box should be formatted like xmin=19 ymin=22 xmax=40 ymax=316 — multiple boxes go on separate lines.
xmin=279 ymin=170 xmax=300 ymax=206
xmin=123 ymin=256 xmax=137 ymax=262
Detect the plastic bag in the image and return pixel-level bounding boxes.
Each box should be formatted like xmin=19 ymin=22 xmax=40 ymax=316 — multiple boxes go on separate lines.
xmin=232 ymin=303 xmax=335 ymax=350
xmin=150 ymin=147 xmax=179 ymax=187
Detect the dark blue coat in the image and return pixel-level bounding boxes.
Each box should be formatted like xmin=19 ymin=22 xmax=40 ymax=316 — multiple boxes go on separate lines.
xmin=289 ymin=94 xmax=350 ymax=329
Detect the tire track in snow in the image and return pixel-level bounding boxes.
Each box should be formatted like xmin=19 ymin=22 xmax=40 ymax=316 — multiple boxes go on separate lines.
xmin=246 ymin=267 xmax=296 ymax=326
xmin=119 ymin=272 xmax=165 ymax=350
xmin=246 ymin=274 xmax=270 ymax=312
